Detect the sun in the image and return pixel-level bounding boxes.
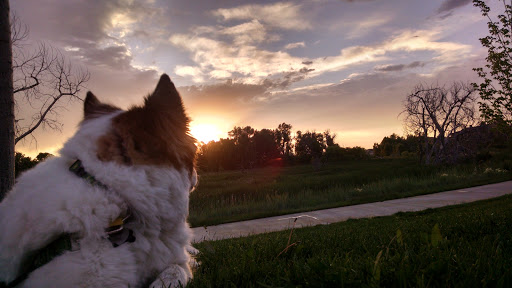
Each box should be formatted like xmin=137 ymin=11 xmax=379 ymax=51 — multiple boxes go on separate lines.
xmin=190 ymin=123 xmax=224 ymax=144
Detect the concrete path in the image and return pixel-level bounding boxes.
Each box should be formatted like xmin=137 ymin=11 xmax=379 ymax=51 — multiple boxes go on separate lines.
xmin=191 ymin=181 xmax=512 ymax=243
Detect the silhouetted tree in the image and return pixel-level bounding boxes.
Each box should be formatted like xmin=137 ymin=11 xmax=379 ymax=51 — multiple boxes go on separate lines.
xmin=0 ymin=0 xmax=13 ymax=199
xmin=35 ymin=152 xmax=51 ymax=162
xmin=374 ymin=133 xmax=403 ymax=157
xmin=253 ymin=129 xmax=279 ymax=165
xmin=402 ymin=82 xmax=477 ymax=164
xmin=323 ymin=130 xmax=337 ymax=147
xmin=197 ymin=138 xmax=239 ymax=171
xmin=295 ymin=130 xmax=326 ymax=163
xmin=324 ymin=145 xmax=369 ymax=162
xmin=14 ymin=151 xmax=52 ymax=178
xmin=1 ymin=14 xmax=90 ymax=199
xmin=373 ymin=133 xmax=422 ymax=159
xmin=274 ymin=122 xmax=293 ymax=157
xmin=218 ymin=138 xmax=238 ymax=170
xmin=228 ymin=126 xmax=255 ymax=169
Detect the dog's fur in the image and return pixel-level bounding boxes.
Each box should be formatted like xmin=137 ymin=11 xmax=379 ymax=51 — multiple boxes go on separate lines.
xmin=0 ymin=74 xmax=198 ymax=288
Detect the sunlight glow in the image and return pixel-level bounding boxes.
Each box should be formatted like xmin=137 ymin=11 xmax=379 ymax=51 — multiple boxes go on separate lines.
xmin=190 ymin=123 xmax=224 ymax=143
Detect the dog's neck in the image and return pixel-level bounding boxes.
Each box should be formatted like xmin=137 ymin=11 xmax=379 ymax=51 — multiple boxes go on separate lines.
xmin=69 ymin=159 xmax=108 ymax=190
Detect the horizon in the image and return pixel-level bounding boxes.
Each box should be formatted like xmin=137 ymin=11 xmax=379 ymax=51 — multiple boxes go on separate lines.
xmin=11 ymin=0 xmax=497 ymax=158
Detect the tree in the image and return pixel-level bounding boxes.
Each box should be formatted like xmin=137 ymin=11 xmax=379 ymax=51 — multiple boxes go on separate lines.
xmin=12 ymin=16 xmax=90 ymax=144
xmin=373 ymin=133 xmax=422 ymax=158
xmin=402 ymin=82 xmax=477 ymax=164
xmin=252 ymin=129 xmax=279 ymax=164
xmin=373 ymin=133 xmax=404 ymax=157
xmin=294 ymin=130 xmax=326 ymax=163
xmin=1 ymin=14 xmax=89 ymax=199
xmin=14 ymin=152 xmax=52 ymax=178
xmin=228 ymin=126 xmax=255 ymax=169
xmin=323 ymin=130 xmax=337 ymax=147
xmin=473 ymin=0 xmax=512 ymax=130
xmin=0 ymin=0 xmax=13 ymax=200
xmin=324 ymin=145 xmax=368 ymax=162
xmin=274 ymin=122 xmax=293 ymax=157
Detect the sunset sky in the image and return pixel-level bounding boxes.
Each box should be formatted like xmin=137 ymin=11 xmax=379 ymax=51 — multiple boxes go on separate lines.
xmin=11 ymin=0 xmax=499 ymax=157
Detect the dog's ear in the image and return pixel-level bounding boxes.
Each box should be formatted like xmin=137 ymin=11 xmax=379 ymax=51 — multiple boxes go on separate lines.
xmin=84 ymin=91 xmax=120 ymax=120
xmin=146 ymin=74 xmax=187 ymax=119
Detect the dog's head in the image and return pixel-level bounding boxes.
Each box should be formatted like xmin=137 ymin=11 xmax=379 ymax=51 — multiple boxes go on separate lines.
xmin=82 ymin=74 xmax=197 ymax=178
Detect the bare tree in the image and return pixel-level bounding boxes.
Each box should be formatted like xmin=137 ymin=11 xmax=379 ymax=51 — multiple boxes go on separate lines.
xmin=402 ymin=82 xmax=477 ymax=164
xmin=12 ymin=15 xmax=89 ymax=145
xmin=1 ymin=15 xmax=89 ymax=198
xmin=0 ymin=0 xmax=14 ymax=199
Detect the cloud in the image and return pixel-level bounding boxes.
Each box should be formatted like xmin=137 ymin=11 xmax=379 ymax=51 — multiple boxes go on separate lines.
xmin=71 ymin=45 xmax=131 ymax=70
xmin=170 ymin=22 xmax=472 ymax=88
xmin=262 ymin=67 xmax=315 ymax=89
xmin=312 ymin=28 xmax=470 ymax=75
xmin=184 ymin=20 xmax=280 ymax=47
xmin=284 ymin=42 xmax=306 ymax=50
xmin=344 ymin=13 xmax=393 ymax=39
xmin=375 ymin=61 xmax=426 ymax=72
xmin=212 ymin=2 xmax=312 ymax=30
xmin=170 ymin=33 xmax=304 ymax=84
xmin=437 ymin=0 xmax=472 ymax=14
xmin=221 ymin=20 xmax=276 ymax=45
xmin=175 ymin=65 xmax=205 ymax=83
xmin=12 ymin=0 xmax=164 ymax=73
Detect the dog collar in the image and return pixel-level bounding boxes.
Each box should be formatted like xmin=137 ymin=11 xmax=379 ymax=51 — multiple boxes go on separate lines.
xmin=69 ymin=159 xmax=108 ymax=189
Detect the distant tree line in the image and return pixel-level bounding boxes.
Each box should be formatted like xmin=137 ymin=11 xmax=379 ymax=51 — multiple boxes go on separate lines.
xmin=197 ymin=123 xmax=369 ymax=172
xmin=373 ymin=122 xmax=508 ymax=165
xmin=14 ymin=121 xmax=508 ymax=177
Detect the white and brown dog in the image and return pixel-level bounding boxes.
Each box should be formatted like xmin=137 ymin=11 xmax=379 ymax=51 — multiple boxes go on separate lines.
xmin=0 ymin=74 xmax=198 ymax=288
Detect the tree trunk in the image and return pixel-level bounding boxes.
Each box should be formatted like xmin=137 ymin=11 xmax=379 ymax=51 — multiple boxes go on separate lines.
xmin=0 ymin=0 xmax=14 ymax=200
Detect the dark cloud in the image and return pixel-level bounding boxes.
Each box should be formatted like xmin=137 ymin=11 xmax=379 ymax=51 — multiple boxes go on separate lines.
xmin=407 ymin=61 xmax=425 ymax=68
xmin=183 ymin=81 xmax=268 ymax=101
xmin=302 ymin=61 xmax=313 ymax=65
xmin=263 ymin=67 xmax=315 ymax=89
xmin=78 ymin=46 xmax=133 ymax=70
xmin=437 ymin=0 xmax=472 ymax=14
xmin=376 ymin=64 xmax=407 ymax=72
xmin=375 ymin=61 xmax=425 ymax=72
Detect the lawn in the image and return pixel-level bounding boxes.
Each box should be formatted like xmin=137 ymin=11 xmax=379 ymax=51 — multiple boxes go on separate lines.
xmin=189 ymin=158 xmax=511 ymax=227
xmin=189 ymin=194 xmax=512 ymax=287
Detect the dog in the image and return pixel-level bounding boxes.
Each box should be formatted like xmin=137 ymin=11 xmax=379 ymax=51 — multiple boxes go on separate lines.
xmin=0 ymin=74 xmax=198 ymax=288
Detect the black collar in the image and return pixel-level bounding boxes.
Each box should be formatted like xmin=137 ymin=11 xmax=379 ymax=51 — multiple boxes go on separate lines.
xmin=69 ymin=159 xmax=108 ymax=190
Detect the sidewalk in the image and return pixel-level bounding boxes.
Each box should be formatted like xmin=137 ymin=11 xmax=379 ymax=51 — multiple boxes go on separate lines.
xmin=191 ymin=180 xmax=512 ymax=243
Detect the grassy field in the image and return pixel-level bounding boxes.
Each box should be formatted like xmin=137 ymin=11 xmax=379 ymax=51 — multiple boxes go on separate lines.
xmin=189 ymin=159 xmax=511 ymax=227
xmin=189 ymin=194 xmax=512 ymax=287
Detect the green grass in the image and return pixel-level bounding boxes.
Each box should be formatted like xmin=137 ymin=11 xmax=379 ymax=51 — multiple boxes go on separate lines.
xmin=189 ymin=159 xmax=511 ymax=227
xmin=189 ymin=194 xmax=512 ymax=287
